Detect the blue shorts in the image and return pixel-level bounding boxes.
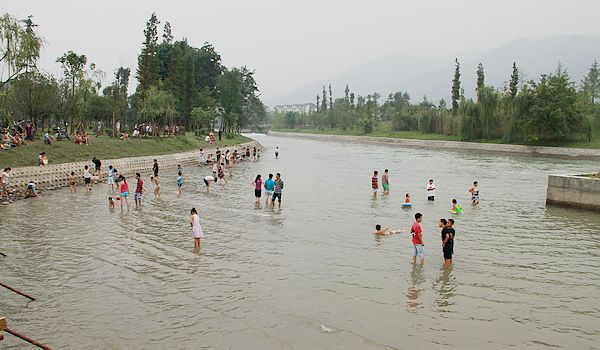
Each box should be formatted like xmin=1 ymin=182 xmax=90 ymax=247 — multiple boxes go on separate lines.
xmin=412 ymin=244 xmax=424 ymax=258
xmin=272 ymin=192 xmax=282 ymax=202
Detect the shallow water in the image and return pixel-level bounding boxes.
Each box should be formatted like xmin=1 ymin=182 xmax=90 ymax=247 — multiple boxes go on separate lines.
xmin=1 ymin=134 xmax=599 ymax=349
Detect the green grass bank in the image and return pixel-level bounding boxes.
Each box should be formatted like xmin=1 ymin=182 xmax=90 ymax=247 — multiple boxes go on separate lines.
xmin=0 ymin=133 xmax=251 ymax=167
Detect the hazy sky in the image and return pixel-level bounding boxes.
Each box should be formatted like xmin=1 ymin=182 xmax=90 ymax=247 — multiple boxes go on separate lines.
xmin=2 ymin=0 xmax=600 ymax=103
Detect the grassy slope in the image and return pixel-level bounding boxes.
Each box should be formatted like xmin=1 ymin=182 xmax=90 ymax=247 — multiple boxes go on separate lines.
xmin=0 ymin=133 xmax=251 ymax=167
xmin=273 ymin=121 xmax=600 ymax=149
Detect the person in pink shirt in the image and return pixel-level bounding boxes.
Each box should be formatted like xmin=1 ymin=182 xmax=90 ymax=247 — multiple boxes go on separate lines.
xmin=253 ymin=174 xmax=263 ymax=204
xmin=135 ymin=173 xmax=144 ymax=209
xmin=410 ymin=213 xmax=425 ymax=265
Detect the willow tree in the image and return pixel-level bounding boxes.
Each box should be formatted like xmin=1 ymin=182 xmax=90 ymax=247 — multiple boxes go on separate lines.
xmin=477 ymin=86 xmax=499 ymax=139
xmin=0 ymin=14 xmax=42 ymax=88
xmin=459 ymin=99 xmax=477 ymax=141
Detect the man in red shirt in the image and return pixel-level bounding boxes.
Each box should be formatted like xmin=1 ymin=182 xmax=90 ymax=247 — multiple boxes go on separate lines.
xmin=135 ymin=173 xmax=144 ymax=209
xmin=371 ymin=170 xmax=379 ymax=197
xmin=410 ymin=213 xmax=425 ymax=265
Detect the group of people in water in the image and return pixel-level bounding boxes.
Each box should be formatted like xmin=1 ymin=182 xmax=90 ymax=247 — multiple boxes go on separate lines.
xmin=370 ymin=169 xmax=481 ymax=268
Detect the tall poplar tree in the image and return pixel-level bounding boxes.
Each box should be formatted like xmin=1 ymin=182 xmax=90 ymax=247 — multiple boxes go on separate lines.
xmin=322 ymin=85 xmax=327 ymax=111
xmin=509 ymin=62 xmax=519 ymax=98
xmin=451 ymin=58 xmax=461 ymax=116
xmin=329 ymin=83 xmax=333 ymax=110
xmin=136 ymin=13 xmax=160 ymax=97
xmin=476 ymin=63 xmax=485 ymax=92
xmin=581 ymin=60 xmax=600 ymax=104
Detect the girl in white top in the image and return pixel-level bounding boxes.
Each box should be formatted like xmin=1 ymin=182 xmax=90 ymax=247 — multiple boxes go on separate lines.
xmin=190 ymin=208 xmax=203 ymax=249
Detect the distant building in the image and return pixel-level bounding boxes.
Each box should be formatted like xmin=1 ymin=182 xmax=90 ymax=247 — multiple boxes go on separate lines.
xmin=273 ymin=103 xmax=316 ymax=115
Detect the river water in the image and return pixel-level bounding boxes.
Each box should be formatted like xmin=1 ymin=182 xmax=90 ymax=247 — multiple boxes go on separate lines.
xmin=1 ymin=134 xmax=599 ymax=349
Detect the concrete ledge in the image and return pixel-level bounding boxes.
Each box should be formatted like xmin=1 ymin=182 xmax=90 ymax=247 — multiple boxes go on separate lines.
xmin=546 ymin=174 xmax=600 ymax=211
xmin=5 ymin=141 xmax=261 ymax=196
xmin=269 ymin=131 xmax=600 ymax=160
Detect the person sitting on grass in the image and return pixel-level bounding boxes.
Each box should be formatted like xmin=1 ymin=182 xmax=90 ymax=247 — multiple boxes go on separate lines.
xmin=82 ymin=132 xmax=90 ymax=145
xmin=75 ymin=132 xmax=83 ymax=144
xmin=38 ymin=152 xmax=48 ymax=166
xmin=120 ymin=132 xmax=129 ymax=141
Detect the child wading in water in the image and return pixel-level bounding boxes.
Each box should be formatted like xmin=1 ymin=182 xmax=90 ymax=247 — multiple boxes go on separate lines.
xmin=410 ymin=213 xmax=425 ymax=265
xmin=83 ymin=165 xmax=92 ymax=191
xmin=450 ymin=199 xmax=462 ymax=214
xmin=190 ymin=208 xmax=203 ymax=249
xmin=69 ymin=171 xmax=77 ymax=193
xmin=253 ymin=174 xmax=263 ymax=204
xmin=469 ymin=181 xmax=479 ymax=205
xmin=150 ymin=176 xmax=160 ymax=198
xmin=177 ymin=171 xmax=183 ymax=195
xmin=382 ymin=169 xmax=390 ymax=194
xmin=118 ymin=175 xmax=130 ymax=212
xmin=371 ymin=170 xmax=379 ymax=197
xmin=108 ymin=197 xmax=115 ymax=209
xmin=373 ymin=224 xmax=402 ymax=235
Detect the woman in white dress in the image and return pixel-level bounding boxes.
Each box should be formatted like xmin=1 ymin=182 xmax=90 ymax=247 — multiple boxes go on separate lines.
xmin=190 ymin=208 xmax=203 ymax=249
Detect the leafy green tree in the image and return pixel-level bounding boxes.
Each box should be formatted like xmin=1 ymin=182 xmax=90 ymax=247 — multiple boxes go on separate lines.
xmin=140 ymin=85 xmax=176 ymax=136
xmin=316 ymin=94 xmax=320 ymax=112
xmin=136 ymin=13 xmax=160 ymax=97
xmin=8 ymin=71 xmax=60 ymax=128
xmin=451 ymin=58 xmax=461 ymax=116
xmin=0 ymin=14 xmax=42 ymax=88
xmin=57 ymin=50 xmax=87 ymax=131
xmin=321 ymin=86 xmax=327 ymax=110
xmin=163 ymin=21 xmax=173 ymax=44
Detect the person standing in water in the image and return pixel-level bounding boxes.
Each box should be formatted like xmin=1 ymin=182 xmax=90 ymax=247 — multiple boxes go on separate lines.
xmin=118 ymin=175 xmax=130 ymax=212
xmin=426 ymin=179 xmax=436 ymax=201
xmin=371 ymin=170 xmax=379 ymax=197
xmin=275 ymin=146 xmax=279 ymax=159
xmin=442 ymin=218 xmax=455 ymax=267
xmin=410 ymin=213 xmax=425 ymax=265
xmin=134 ymin=173 xmax=144 ymax=209
xmin=150 ymin=176 xmax=160 ymax=198
xmin=382 ymin=169 xmax=390 ymax=195
xmin=177 ymin=171 xmax=183 ymax=195
xmin=253 ymin=174 xmax=263 ymax=204
xmin=204 ymin=175 xmax=216 ymax=193
xmin=152 ymin=159 xmax=159 ymax=178
xmin=469 ymin=181 xmax=479 ymax=204
xmin=272 ymin=173 xmax=284 ymax=208
xmin=190 ymin=208 xmax=203 ymax=249
xmin=83 ymin=165 xmax=93 ymax=191
xmin=107 ymin=165 xmax=115 ymax=191
xmin=264 ymin=173 xmax=275 ymax=205
xmin=69 ymin=171 xmax=77 ymax=193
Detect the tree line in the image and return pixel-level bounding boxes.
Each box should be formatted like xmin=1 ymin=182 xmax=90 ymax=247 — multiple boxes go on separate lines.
xmin=0 ymin=12 xmax=266 ymax=136
xmin=273 ymin=59 xmax=600 ymax=143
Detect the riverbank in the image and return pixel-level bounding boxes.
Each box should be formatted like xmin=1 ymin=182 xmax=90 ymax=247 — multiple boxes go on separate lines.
xmin=0 ymin=133 xmax=251 ymax=168
xmin=270 ymin=131 xmax=600 ymax=160
xmin=3 ymin=140 xmax=262 ymax=198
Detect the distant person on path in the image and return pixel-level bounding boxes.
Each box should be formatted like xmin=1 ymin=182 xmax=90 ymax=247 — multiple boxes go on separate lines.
xmin=190 ymin=207 xmax=204 ymax=249
xmin=1 ymin=167 xmax=11 ymax=202
xmin=275 ymin=146 xmax=279 ymax=159
xmin=410 ymin=213 xmax=425 ymax=265
xmin=107 ymin=165 xmax=115 ymax=191
xmin=83 ymin=165 xmax=93 ymax=191
xmin=150 ymin=176 xmax=160 ymax=198
xmin=118 ymin=175 xmax=130 ymax=212
xmin=442 ymin=218 xmax=456 ymax=268
xmin=177 ymin=171 xmax=183 ymax=195
xmin=469 ymin=181 xmax=479 ymax=204
xmin=272 ymin=173 xmax=284 ymax=208
xmin=153 ymin=159 xmax=159 ymax=177
xmin=253 ymin=175 xmax=263 ymax=204
xmin=382 ymin=169 xmax=390 ymax=194
xmin=371 ymin=170 xmax=379 ymax=197
xmin=427 ymin=179 xmax=436 ymax=201
xmin=135 ymin=173 xmax=144 ymax=209
xmin=204 ymin=175 xmax=216 ymax=193
xmin=69 ymin=171 xmax=77 ymax=193
xmin=264 ymin=173 xmax=275 ymax=205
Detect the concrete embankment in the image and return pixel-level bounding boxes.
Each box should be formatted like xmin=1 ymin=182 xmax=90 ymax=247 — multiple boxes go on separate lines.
xmin=269 ymin=131 xmax=600 ymax=160
xmin=6 ymin=141 xmax=261 ymax=196
xmin=546 ymin=174 xmax=600 ymax=211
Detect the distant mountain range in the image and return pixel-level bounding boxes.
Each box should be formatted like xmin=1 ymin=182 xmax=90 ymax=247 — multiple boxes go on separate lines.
xmin=266 ymin=35 xmax=600 ymax=107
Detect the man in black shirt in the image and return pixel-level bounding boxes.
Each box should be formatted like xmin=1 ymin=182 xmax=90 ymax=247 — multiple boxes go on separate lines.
xmin=153 ymin=159 xmax=159 ymax=177
xmin=441 ymin=219 xmax=455 ymax=268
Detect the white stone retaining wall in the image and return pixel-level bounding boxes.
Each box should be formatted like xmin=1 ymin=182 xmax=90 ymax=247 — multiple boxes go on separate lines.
xmin=270 ymin=131 xmax=600 ymax=160
xmin=546 ymin=174 xmax=600 ymax=211
xmin=6 ymin=141 xmax=261 ymax=194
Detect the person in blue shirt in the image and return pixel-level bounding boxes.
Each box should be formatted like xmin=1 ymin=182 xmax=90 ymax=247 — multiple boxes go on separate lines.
xmin=264 ymin=173 xmax=275 ymax=205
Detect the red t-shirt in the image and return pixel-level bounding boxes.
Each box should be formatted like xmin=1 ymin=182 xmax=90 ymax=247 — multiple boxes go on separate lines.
xmin=411 ymin=222 xmax=423 ymax=245
xmin=136 ymin=179 xmax=144 ymax=193
xmin=371 ymin=176 xmax=378 ymax=189
xmin=120 ymin=181 xmax=129 ymax=194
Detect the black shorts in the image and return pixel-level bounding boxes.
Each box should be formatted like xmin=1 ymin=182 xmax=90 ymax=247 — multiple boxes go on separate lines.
xmin=204 ymin=179 xmax=209 ymax=186
xmin=272 ymin=192 xmax=282 ymax=202
xmin=255 ymin=189 xmax=261 ymax=198
xmin=84 ymin=177 xmax=91 ymax=184
xmin=443 ymin=245 xmax=453 ymax=259
xmin=428 ymin=196 xmax=435 ymax=201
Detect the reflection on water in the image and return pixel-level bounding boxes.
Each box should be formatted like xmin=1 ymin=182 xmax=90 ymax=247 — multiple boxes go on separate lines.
xmin=1 ymin=133 xmax=599 ymax=349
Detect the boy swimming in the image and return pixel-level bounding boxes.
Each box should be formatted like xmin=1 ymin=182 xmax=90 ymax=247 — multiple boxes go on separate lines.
xmin=373 ymin=224 xmax=402 ymax=235
xmin=450 ymin=199 xmax=462 ymax=214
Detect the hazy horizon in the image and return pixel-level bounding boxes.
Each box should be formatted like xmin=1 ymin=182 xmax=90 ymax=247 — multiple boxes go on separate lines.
xmin=3 ymin=0 xmax=600 ymax=104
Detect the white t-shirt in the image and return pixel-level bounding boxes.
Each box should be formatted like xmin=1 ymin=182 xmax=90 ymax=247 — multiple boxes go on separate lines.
xmin=191 ymin=214 xmax=203 ymax=238
xmin=1 ymin=171 xmax=9 ymax=185
xmin=426 ymin=182 xmax=436 ymax=196
xmin=83 ymin=170 xmax=92 ymax=179
xmin=204 ymin=175 xmax=214 ymax=182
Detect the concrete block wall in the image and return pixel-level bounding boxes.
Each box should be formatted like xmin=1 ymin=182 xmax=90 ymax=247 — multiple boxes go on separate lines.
xmin=546 ymin=174 xmax=600 ymax=211
xmin=6 ymin=141 xmax=261 ymax=195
